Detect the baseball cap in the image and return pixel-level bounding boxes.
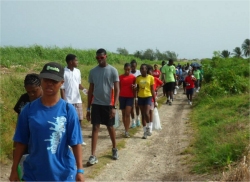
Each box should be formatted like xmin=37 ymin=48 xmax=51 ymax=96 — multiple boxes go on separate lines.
xmin=40 ymin=62 xmax=64 ymax=81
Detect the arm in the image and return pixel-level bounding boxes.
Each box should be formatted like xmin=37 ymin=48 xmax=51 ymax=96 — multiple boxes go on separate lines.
xmin=113 ymin=81 xmax=120 ymax=107
xmin=71 ymin=145 xmax=85 ymax=182
xmin=79 ymin=84 xmax=85 ymax=90
xmin=9 ymin=142 xmax=28 ymax=181
xmin=150 ymin=85 xmax=156 ymax=105
xmin=86 ymin=83 xmax=94 ymax=122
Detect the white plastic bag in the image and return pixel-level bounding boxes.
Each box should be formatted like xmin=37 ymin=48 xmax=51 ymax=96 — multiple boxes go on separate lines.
xmin=152 ymin=108 xmax=162 ymax=130
xmin=114 ymin=110 xmax=120 ymax=128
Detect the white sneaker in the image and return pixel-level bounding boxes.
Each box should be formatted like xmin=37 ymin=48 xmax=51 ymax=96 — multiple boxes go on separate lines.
xmin=190 ymin=102 xmax=192 ymax=105
xmin=174 ymin=89 xmax=177 ymax=95
xmin=82 ymin=142 xmax=87 ymax=146
xmin=188 ymin=100 xmax=190 ymax=104
xmin=196 ymin=90 xmax=199 ymax=93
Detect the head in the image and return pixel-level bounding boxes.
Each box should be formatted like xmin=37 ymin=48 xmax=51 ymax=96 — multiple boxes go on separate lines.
xmin=162 ymin=61 xmax=166 ymax=66
xmin=123 ymin=63 xmax=131 ymax=75
xmin=39 ymin=62 xmax=64 ymax=97
xmin=24 ymin=73 xmax=43 ymax=101
xmin=66 ymin=54 xmax=78 ymax=68
xmin=140 ymin=64 xmax=148 ymax=76
xmin=147 ymin=65 xmax=153 ymax=75
xmin=188 ymin=70 xmax=192 ymax=76
xmin=154 ymin=64 xmax=158 ymax=70
xmin=96 ymin=48 xmax=107 ymax=67
xmin=168 ymin=59 xmax=174 ymax=66
xmin=130 ymin=60 xmax=137 ymax=73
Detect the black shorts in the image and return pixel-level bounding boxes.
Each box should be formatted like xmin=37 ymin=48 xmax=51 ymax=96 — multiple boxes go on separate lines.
xmin=186 ymin=88 xmax=194 ymax=95
xmin=164 ymin=82 xmax=175 ymax=92
xmin=91 ymin=104 xmax=114 ymax=126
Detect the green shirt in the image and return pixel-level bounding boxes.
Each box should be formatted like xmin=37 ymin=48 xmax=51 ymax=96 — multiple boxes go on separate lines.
xmin=193 ymin=70 xmax=201 ymax=80
xmin=161 ymin=64 xmax=176 ymax=83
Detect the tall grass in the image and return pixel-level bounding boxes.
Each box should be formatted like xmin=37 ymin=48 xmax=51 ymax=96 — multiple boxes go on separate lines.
xmin=189 ymin=58 xmax=250 ymax=174
xmin=0 ymin=45 xmax=162 ymax=163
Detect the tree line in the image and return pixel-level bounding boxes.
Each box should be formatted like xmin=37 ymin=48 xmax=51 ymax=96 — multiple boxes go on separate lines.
xmin=116 ymin=48 xmax=178 ymax=61
xmin=213 ymin=39 xmax=250 ymax=59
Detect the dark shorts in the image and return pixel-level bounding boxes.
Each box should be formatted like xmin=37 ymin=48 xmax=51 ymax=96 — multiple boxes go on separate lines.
xmin=119 ymin=97 xmax=134 ymax=110
xmin=183 ymin=81 xmax=186 ymax=87
xmin=138 ymin=97 xmax=152 ymax=106
xmin=164 ymin=82 xmax=175 ymax=92
xmin=91 ymin=104 xmax=114 ymax=126
xmin=186 ymin=88 xmax=194 ymax=95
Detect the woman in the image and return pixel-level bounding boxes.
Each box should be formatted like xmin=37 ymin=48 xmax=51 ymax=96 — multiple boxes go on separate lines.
xmin=119 ymin=63 xmax=136 ymax=138
xmin=185 ymin=70 xmax=196 ymax=105
xmin=10 ymin=62 xmax=85 ymax=182
xmin=135 ymin=64 xmax=155 ymax=139
xmin=152 ymin=64 xmax=161 ymax=78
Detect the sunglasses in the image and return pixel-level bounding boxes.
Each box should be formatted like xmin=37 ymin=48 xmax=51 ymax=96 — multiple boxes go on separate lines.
xmin=96 ymin=55 xmax=107 ymax=59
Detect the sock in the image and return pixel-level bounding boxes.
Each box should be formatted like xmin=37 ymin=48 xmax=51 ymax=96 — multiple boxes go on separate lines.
xmin=149 ymin=122 xmax=153 ymax=132
xmin=136 ymin=115 xmax=140 ymax=121
xmin=135 ymin=115 xmax=138 ymax=121
xmin=143 ymin=126 xmax=147 ymax=132
xmin=132 ymin=119 xmax=135 ymax=124
xmin=146 ymin=123 xmax=150 ymax=127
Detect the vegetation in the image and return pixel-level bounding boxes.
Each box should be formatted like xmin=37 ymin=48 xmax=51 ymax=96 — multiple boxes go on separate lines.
xmin=189 ymin=58 xmax=250 ymax=174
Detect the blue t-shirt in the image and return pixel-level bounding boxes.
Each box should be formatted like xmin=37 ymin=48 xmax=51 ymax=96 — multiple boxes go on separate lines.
xmin=13 ymin=98 xmax=82 ymax=181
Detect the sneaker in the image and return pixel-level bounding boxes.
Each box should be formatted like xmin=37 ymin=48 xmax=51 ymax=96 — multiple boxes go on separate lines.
xmin=166 ymin=100 xmax=169 ymax=104
xmin=87 ymin=155 xmax=98 ymax=165
xmin=112 ymin=148 xmax=119 ymax=160
xmin=130 ymin=123 xmax=136 ymax=128
xmin=169 ymin=102 xmax=172 ymax=106
xmin=190 ymin=102 xmax=192 ymax=105
xmin=124 ymin=132 xmax=130 ymax=138
xmin=142 ymin=132 xmax=147 ymax=139
xmin=82 ymin=142 xmax=86 ymax=146
xmin=174 ymin=89 xmax=177 ymax=95
xmin=196 ymin=90 xmax=199 ymax=93
xmin=136 ymin=120 xmax=141 ymax=127
xmin=146 ymin=127 xmax=152 ymax=136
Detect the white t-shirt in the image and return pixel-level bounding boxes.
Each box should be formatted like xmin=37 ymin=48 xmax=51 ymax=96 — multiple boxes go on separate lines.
xmin=61 ymin=67 xmax=82 ymax=104
xmin=131 ymin=70 xmax=141 ymax=77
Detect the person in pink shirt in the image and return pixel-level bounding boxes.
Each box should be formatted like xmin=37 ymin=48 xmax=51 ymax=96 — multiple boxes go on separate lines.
xmin=119 ymin=63 xmax=136 ymax=138
xmin=184 ymin=71 xmax=196 ymax=105
xmin=152 ymin=64 xmax=161 ymax=78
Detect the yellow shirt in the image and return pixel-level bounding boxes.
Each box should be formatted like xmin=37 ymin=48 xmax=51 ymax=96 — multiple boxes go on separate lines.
xmin=136 ymin=75 xmax=154 ymax=98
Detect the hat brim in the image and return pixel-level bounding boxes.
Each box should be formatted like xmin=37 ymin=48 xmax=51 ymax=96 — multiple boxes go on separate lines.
xmin=40 ymin=73 xmax=63 ymax=82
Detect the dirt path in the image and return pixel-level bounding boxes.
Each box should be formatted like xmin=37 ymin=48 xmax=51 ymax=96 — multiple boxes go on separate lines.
xmin=0 ymin=90 xmax=221 ymax=181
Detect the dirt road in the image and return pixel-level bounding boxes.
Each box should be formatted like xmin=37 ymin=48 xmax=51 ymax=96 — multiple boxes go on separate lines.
xmin=0 ymin=90 xmax=220 ymax=181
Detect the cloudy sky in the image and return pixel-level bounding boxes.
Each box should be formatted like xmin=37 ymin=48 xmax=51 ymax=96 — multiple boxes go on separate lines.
xmin=1 ymin=0 xmax=249 ymax=59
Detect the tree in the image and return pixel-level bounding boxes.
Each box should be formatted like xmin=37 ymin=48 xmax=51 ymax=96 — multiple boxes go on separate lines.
xmin=133 ymin=50 xmax=143 ymax=59
xmin=213 ymin=50 xmax=221 ymax=58
xmin=241 ymin=39 xmax=250 ymax=57
xmin=143 ymin=49 xmax=155 ymax=61
xmin=220 ymin=50 xmax=231 ymax=58
xmin=116 ymin=47 xmax=129 ymax=56
xmin=164 ymin=51 xmax=178 ymax=61
xmin=232 ymin=47 xmax=242 ymax=58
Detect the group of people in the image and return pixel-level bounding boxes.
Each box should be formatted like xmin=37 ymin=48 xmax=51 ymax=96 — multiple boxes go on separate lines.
xmin=9 ymin=48 xmax=203 ymax=181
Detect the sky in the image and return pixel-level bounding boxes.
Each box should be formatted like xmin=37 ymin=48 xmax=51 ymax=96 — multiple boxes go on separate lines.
xmin=1 ymin=0 xmax=249 ymax=59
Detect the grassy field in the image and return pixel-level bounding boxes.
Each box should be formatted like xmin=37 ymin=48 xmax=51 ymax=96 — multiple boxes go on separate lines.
xmin=0 ymin=46 xmax=249 ymax=178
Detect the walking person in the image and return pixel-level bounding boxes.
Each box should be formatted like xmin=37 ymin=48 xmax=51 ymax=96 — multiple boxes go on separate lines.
xmin=86 ymin=48 xmax=120 ymax=165
xmin=181 ymin=66 xmax=189 ymax=94
xmin=135 ymin=64 xmax=155 ymax=139
xmin=147 ymin=65 xmax=163 ymax=136
xmin=161 ymin=59 xmax=177 ymax=106
xmin=185 ymin=70 xmax=196 ymax=105
xmin=160 ymin=61 xmax=166 ymax=96
xmin=130 ymin=59 xmax=141 ymax=128
xmin=60 ymin=54 xmax=87 ymax=145
xmin=9 ymin=62 xmax=85 ymax=182
xmin=119 ymin=63 xmax=136 ymax=138
xmin=152 ymin=64 xmax=161 ymax=78
xmin=192 ymin=66 xmax=201 ymax=92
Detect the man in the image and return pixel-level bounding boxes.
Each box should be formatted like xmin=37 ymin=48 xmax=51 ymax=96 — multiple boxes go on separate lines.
xmin=161 ymin=59 xmax=177 ymax=105
xmin=60 ymin=54 xmax=87 ymax=145
xmin=86 ymin=49 xmax=120 ymax=165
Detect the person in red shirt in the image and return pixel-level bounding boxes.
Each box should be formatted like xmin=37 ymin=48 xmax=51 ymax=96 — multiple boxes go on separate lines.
xmin=119 ymin=63 xmax=136 ymax=138
xmin=184 ymin=71 xmax=196 ymax=105
xmin=152 ymin=64 xmax=161 ymax=78
xmin=147 ymin=65 xmax=163 ymax=135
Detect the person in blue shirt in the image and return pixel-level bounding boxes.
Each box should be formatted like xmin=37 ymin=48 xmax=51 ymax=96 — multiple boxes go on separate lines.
xmin=9 ymin=62 xmax=85 ymax=182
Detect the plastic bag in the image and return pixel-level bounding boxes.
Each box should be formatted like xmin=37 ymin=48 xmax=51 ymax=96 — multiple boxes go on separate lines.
xmin=152 ymin=108 xmax=162 ymax=130
xmin=114 ymin=110 xmax=120 ymax=128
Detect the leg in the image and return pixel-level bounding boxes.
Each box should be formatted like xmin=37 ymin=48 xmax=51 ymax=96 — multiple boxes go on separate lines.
xmin=107 ymin=125 xmax=116 ymax=149
xmin=124 ymin=106 xmax=132 ymax=132
xmin=91 ymin=124 xmax=100 ymax=156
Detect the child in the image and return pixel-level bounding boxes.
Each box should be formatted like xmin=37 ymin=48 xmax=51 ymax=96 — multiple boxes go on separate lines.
xmin=10 ymin=62 xmax=85 ymax=182
xmin=185 ymin=71 xmax=196 ymax=105
xmin=60 ymin=54 xmax=87 ymax=145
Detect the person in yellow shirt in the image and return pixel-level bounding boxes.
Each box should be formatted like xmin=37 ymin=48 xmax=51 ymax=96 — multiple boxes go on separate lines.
xmin=135 ymin=64 xmax=155 ymax=139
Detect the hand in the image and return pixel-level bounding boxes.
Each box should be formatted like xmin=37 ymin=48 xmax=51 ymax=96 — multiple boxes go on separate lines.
xmin=86 ymin=112 xmax=91 ymax=122
xmin=9 ymin=170 xmax=20 ymax=182
xmin=110 ymin=108 xmax=116 ymax=119
xmin=155 ymin=102 xmax=158 ymax=107
xmin=76 ymin=173 xmax=85 ymax=182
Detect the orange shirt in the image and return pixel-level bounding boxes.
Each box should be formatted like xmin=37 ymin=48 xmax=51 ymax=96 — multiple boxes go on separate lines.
xmin=119 ymin=74 xmax=136 ymax=97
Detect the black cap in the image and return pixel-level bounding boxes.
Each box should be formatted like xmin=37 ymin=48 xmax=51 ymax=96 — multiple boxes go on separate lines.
xmin=40 ymin=62 xmax=64 ymax=81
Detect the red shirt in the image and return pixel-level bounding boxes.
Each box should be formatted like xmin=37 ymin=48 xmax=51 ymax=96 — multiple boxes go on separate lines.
xmin=154 ymin=77 xmax=163 ymax=91
xmin=119 ymin=74 xmax=136 ymax=97
xmin=152 ymin=70 xmax=161 ymax=78
xmin=185 ymin=75 xmax=195 ymax=89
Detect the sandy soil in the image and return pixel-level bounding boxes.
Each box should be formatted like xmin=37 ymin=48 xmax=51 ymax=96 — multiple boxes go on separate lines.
xmin=0 ymin=90 xmax=221 ymax=181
